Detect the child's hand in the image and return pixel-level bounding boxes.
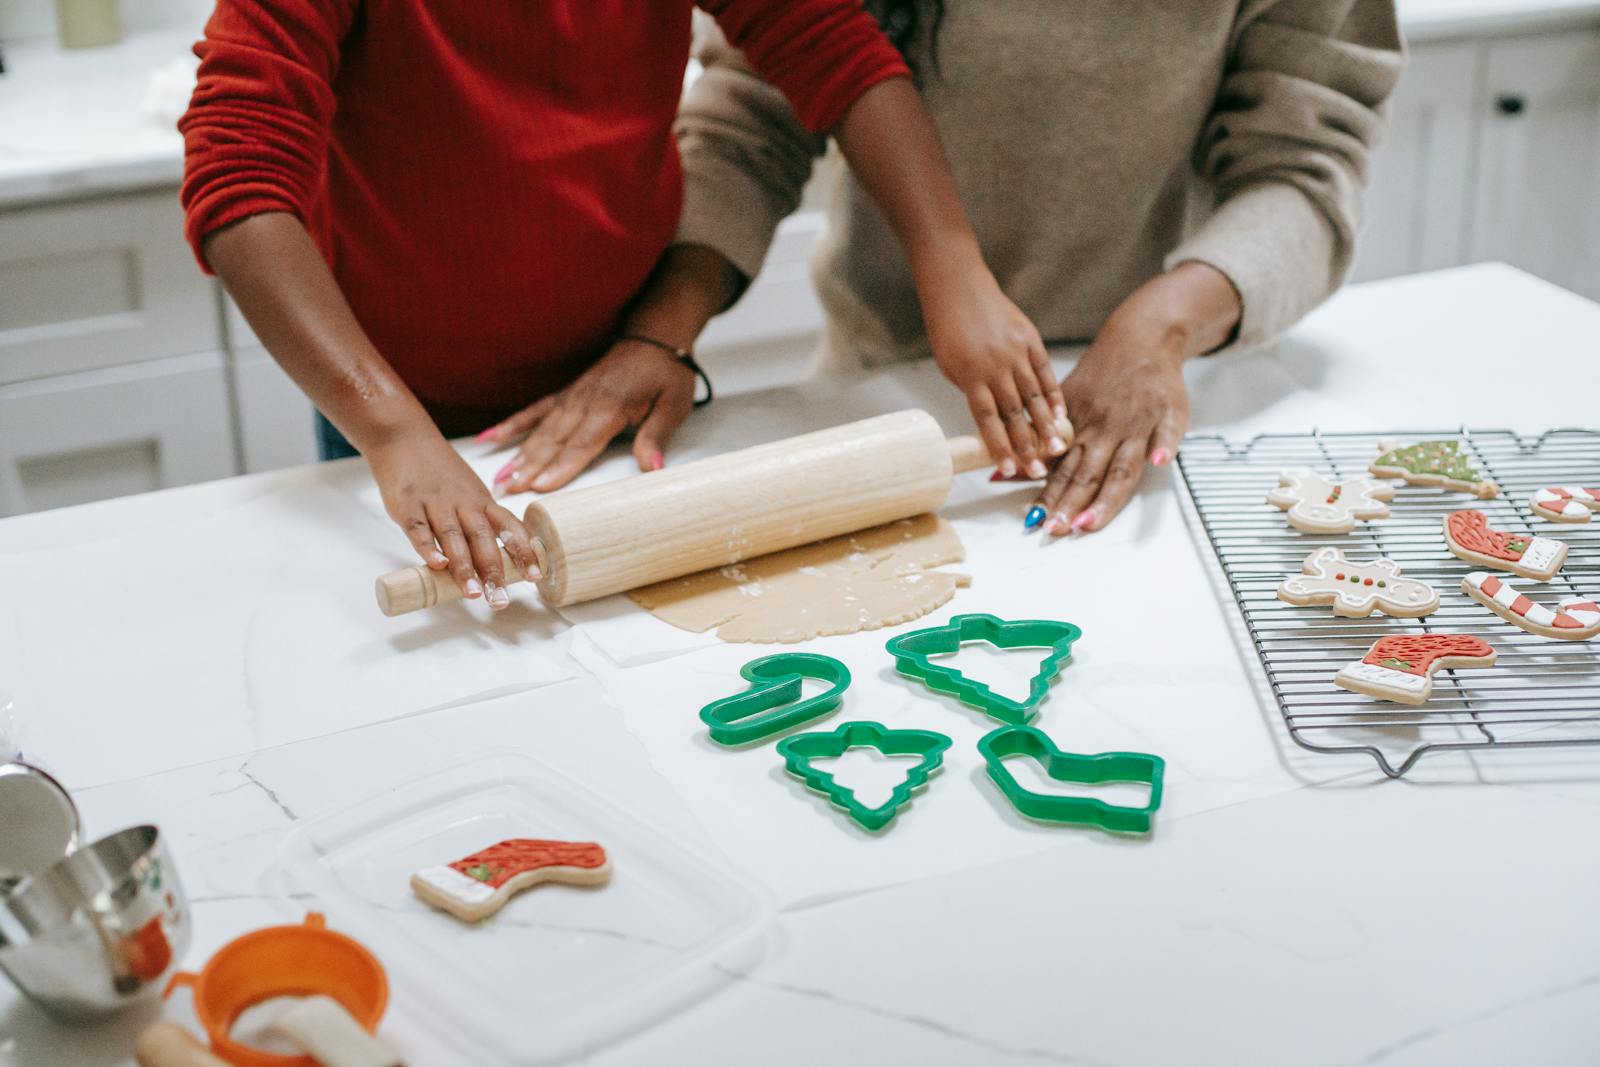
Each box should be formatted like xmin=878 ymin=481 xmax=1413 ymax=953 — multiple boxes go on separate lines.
xmin=923 ymin=277 xmax=1066 ymax=479
xmin=478 ymin=339 xmax=698 ymax=494
xmin=367 ymin=433 xmax=539 ymax=610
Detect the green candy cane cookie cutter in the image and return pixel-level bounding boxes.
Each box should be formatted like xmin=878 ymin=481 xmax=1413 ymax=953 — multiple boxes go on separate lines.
xmin=885 ymin=613 xmax=1083 ymax=725
xmin=978 ymin=725 xmax=1164 ymax=834
xmin=699 ymin=652 xmax=851 ymax=746
xmin=776 ymin=721 xmax=952 ymax=832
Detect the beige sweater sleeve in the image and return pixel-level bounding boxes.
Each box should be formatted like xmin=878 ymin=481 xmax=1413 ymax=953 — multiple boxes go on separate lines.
xmin=1168 ymin=0 xmax=1404 ymax=349
xmin=674 ymin=22 xmax=829 ymax=281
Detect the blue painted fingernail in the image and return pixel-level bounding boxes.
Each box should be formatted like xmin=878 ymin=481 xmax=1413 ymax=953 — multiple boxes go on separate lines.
xmin=1023 ymin=505 xmax=1047 ymax=531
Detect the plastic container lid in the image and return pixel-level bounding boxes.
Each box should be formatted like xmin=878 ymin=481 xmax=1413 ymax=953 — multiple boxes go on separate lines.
xmin=276 ymin=751 xmax=772 ymax=1064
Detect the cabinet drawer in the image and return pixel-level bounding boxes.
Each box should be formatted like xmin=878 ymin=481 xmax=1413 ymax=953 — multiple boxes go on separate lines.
xmin=0 ymin=352 xmax=237 ymax=516
xmin=0 ymin=191 xmax=221 ymax=385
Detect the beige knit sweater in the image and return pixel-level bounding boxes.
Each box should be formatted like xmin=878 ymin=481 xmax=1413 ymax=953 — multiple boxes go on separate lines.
xmin=675 ymin=1 xmax=1404 ymax=364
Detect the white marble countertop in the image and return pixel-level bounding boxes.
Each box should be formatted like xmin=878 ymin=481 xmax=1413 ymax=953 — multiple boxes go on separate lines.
xmin=0 ymin=263 xmax=1597 ymax=1065
xmin=4 ymin=0 xmax=1600 ymax=209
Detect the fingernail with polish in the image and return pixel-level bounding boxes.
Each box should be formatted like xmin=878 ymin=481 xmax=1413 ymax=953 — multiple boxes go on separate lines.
xmin=465 ymin=577 xmax=483 ymax=598
xmin=476 ymin=426 xmax=500 ymax=444
xmin=1048 ymin=436 xmax=1066 ymax=456
xmin=1027 ymin=459 xmax=1048 ymax=479
xmin=493 ymin=459 xmax=517 ymax=485
xmin=649 ymin=450 xmax=664 ymax=472
xmin=486 ymin=582 xmax=510 ymax=608
xmin=1000 ymin=458 xmax=1018 ymax=479
xmin=1023 ymin=505 xmax=1047 ymax=531
xmin=428 ymin=551 xmax=448 ymax=567
xmin=989 ymin=470 xmax=1005 ymax=483
xmin=1150 ymin=447 xmax=1171 ymax=467
xmin=1053 ymin=404 xmax=1067 ymax=422
xmin=1070 ymin=509 xmax=1096 ymax=532
xmin=1047 ymin=511 xmax=1070 ymax=535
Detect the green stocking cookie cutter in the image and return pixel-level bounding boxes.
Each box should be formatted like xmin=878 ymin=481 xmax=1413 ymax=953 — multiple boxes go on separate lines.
xmin=978 ymin=725 xmax=1164 ymax=834
xmin=699 ymin=653 xmax=851 ymax=746
xmin=885 ymin=613 xmax=1083 ymax=725
xmin=776 ymin=721 xmax=952 ymax=832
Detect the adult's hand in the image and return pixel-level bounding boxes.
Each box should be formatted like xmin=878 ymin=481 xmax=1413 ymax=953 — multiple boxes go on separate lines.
xmin=1034 ymin=261 xmax=1242 ymax=535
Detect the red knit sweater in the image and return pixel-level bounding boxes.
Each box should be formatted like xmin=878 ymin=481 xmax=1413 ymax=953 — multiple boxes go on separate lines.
xmin=180 ymin=1 xmax=906 ymax=434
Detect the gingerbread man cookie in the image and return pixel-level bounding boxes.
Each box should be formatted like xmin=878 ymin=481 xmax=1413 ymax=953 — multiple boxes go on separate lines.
xmin=411 ymin=838 xmax=610 ymax=923
xmin=1461 ymin=572 xmax=1600 ymax=641
xmin=1529 ymin=486 xmax=1600 ymax=524
xmin=1443 ymin=510 xmax=1567 ymax=580
xmin=1266 ymin=468 xmax=1394 ymax=533
xmin=1333 ymin=634 xmax=1497 ymax=705
xmin=1369 ymin=440 xmax=1497 ymax=498
xmin=1276 ymin=548 xmax=1438 ymax=618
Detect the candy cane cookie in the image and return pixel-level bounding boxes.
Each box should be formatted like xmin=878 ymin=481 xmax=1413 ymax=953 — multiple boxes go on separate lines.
xmin=1529 ymin=487 xmax=1600 ymax=524
xmin=1443 ymin=510 xmax=1567 ymax=581
xmin=1276 ymin=547 xmax=1438 ymax=618
xmin=1266 ymin=468 xmax=1394 ymax=534
xmin=1333 ymin=634 xmax=1497 ymax=705
xmin=411 ymin=839 xmax=610 ymax=922
xmin=1461 ymin=572 xmax=1600 ymax=640
xmin=1370 ymin=440 xmax=1498 ymax=498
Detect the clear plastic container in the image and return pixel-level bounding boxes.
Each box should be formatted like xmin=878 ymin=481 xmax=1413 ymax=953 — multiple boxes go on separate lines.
xmin=276 ymin=750 xmax=773 ymax=1063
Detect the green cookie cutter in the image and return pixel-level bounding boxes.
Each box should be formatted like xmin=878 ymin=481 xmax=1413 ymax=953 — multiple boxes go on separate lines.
xmin=885 ymin=613 xmax=1083 ymax=725
xmin=699 ymin=653 xmax=851 ymax=746
xmin=776 ymin=721 xmax=952 ymax=832
xmin=978 ymin=725 xmax=1164 ymax=834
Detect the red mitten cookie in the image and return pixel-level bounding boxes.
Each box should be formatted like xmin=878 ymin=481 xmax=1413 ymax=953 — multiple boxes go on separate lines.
xmin=411 ymin=839 xmax=611 ymax=922
xmin=1333 ymin=634 xmax=1497 ymax=705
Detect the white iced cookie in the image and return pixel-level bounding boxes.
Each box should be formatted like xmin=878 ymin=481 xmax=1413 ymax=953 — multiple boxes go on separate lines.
xmin=1529 ymin=487 xmax=1600 ymax=524
xmin=1461 ymin=572 xmax=1600 ymax=640
xmin=410 ymin=838 xmax=611 ymax=923
xmin=1266 ymin=468 xmax=1394 ymax=534
xmin=1277 ymin=548 xmax=1438 ymax=618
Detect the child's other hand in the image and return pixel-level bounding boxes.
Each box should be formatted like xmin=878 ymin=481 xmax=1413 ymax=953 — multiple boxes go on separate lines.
xmin=367 ymin=433 xmax=539 ymax=611
xmin=923 ymin=277 xmax=1066 ymax=480
xmin=478 ymin=339 xmax=698 ymax=494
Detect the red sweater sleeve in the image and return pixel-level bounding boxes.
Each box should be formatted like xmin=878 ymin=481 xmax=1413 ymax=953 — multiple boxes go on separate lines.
xmin=178 ymin=0 xmax=357 ymax=273
xmin=699 ymin=0 xmax=910 ymax=134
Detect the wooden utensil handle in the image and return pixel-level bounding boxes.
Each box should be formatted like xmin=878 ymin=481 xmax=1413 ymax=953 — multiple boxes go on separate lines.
xmin=374 ymin=546 xmax=535 ymax=617
xmin=946 ymin=416 xmax=1074 ymax=475
xmin=136 ymin=1023 xmax=232 ymax=1067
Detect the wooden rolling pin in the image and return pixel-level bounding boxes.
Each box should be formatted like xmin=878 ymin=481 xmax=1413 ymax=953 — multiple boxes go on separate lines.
xmin=375 ymin=409 xmax=1072 ymax=616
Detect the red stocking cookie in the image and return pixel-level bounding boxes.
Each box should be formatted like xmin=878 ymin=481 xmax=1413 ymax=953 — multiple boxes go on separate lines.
xmin=1530 ymin=487 xmax=1600 ymax=524
xmin=1266 ymin=468 xmax=1394 ymax=533
xmin=1462 ymin=572 xmax=1600 ymax=640
xmin=1333 ymin=634 xmax=1497 ymax=705
xmin=1443 ymin=510 xmax=1567 ymax=580
xmin=1276 ymin=547 xmax=1438 ymax=618
xmin=411 ymin=839 xmax=610 ymax=922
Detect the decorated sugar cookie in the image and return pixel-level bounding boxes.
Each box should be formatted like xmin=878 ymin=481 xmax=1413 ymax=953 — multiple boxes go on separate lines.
xmin=1461 ymin=572 xmax=1600 ymax=640
xmin=411 ymin=839 xmax=610 ymax=923
xmin=1276 ymin=547 xmax=1438 ymax=618
xmin=1443 ymin=510 xmax=1566 ymax=581
xmin=1530 ymin=486 xmax=1600 ymax=524
xmin=1266 ymin=468 xmax=1394 ymax=533
xmin=1333 ymin=634 xmax=1497 ymax=705
xmin=1369 ymin=440 xmax=1497 ymax=498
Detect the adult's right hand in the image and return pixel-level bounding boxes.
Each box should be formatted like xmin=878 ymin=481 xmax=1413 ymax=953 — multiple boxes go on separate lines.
xmin=366 ymin=432 xmax=540 ymax=610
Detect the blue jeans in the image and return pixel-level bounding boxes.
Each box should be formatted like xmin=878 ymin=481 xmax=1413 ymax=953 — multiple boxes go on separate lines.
xmin=315 ymin=413 xmax=361 ymax=462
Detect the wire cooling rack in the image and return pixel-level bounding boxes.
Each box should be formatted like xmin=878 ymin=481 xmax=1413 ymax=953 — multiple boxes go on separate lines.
xmin=1177 ymin=428 xmax=1600 ymax=777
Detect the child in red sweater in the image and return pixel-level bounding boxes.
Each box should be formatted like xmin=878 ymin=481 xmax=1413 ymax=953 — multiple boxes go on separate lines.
xmin=182 ymin=1 xmax=1062 ymax=609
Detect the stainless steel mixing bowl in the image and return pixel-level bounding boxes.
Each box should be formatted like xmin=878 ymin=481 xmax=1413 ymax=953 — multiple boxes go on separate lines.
xmin=0 ymin=824 xmax=191 ymax=1020
xmin=0 ymin=760 xmax=79 ymax=894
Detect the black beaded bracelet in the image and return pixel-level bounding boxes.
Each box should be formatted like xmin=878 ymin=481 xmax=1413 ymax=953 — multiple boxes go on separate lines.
xmin=619 ymin=333 xmax=714 ymax=408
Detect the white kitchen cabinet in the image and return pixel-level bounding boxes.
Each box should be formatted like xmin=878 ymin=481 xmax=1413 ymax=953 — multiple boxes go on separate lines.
xmin=231 ymin=345 xmax=318 ymax=472
xmin=1350 ymin=42 xmax=1482 ymax=282
xmin=0 ymin=352 xmax=236 ymax=516
xmin=0 ymin=192 xmax=219 ymax=385
xmin=1469 ymin=30 xmax=1600 ymax=300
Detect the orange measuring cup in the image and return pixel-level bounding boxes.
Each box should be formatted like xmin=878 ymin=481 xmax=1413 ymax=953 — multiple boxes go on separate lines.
xmin=163 ymin=913 xmax=387 ymax=1067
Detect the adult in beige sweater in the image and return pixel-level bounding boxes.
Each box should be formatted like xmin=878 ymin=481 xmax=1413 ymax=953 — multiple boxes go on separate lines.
xmin=675 ymin=0 xmax=1405 ymax=534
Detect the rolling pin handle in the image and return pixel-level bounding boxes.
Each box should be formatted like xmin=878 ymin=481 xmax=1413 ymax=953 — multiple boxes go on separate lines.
xmin=373 ymin=544 xmax=538 ymax=617
xmin=947 ymin=416 xmax=1074 ymax=475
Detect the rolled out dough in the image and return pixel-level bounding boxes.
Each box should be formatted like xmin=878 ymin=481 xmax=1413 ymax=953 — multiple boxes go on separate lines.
xmin=627 ymin=513 xmax=970 ymax=643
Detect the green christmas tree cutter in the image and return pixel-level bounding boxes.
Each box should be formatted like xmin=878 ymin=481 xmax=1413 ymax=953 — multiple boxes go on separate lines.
xmin=978 ymin=726 xmax=1164 ymax=833
xmin=699 ymin=652 xmax=851 ymax=746
xmin=776 ymin=721 xmax=952 ymax=832
xmin=885 ymin=613 xmax=1083 ymax=725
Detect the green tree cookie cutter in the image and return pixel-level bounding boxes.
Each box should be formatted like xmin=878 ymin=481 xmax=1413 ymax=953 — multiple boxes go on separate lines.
xmin=885 ymin=613 xmax=1083 ymax=725
xmin=776 ymin=721 xmax=952 ymax=832
xmin=978 ymin=725 xmax=1164 ymax=834
xmin=699 ymin=653 xmax=851 ymax=746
